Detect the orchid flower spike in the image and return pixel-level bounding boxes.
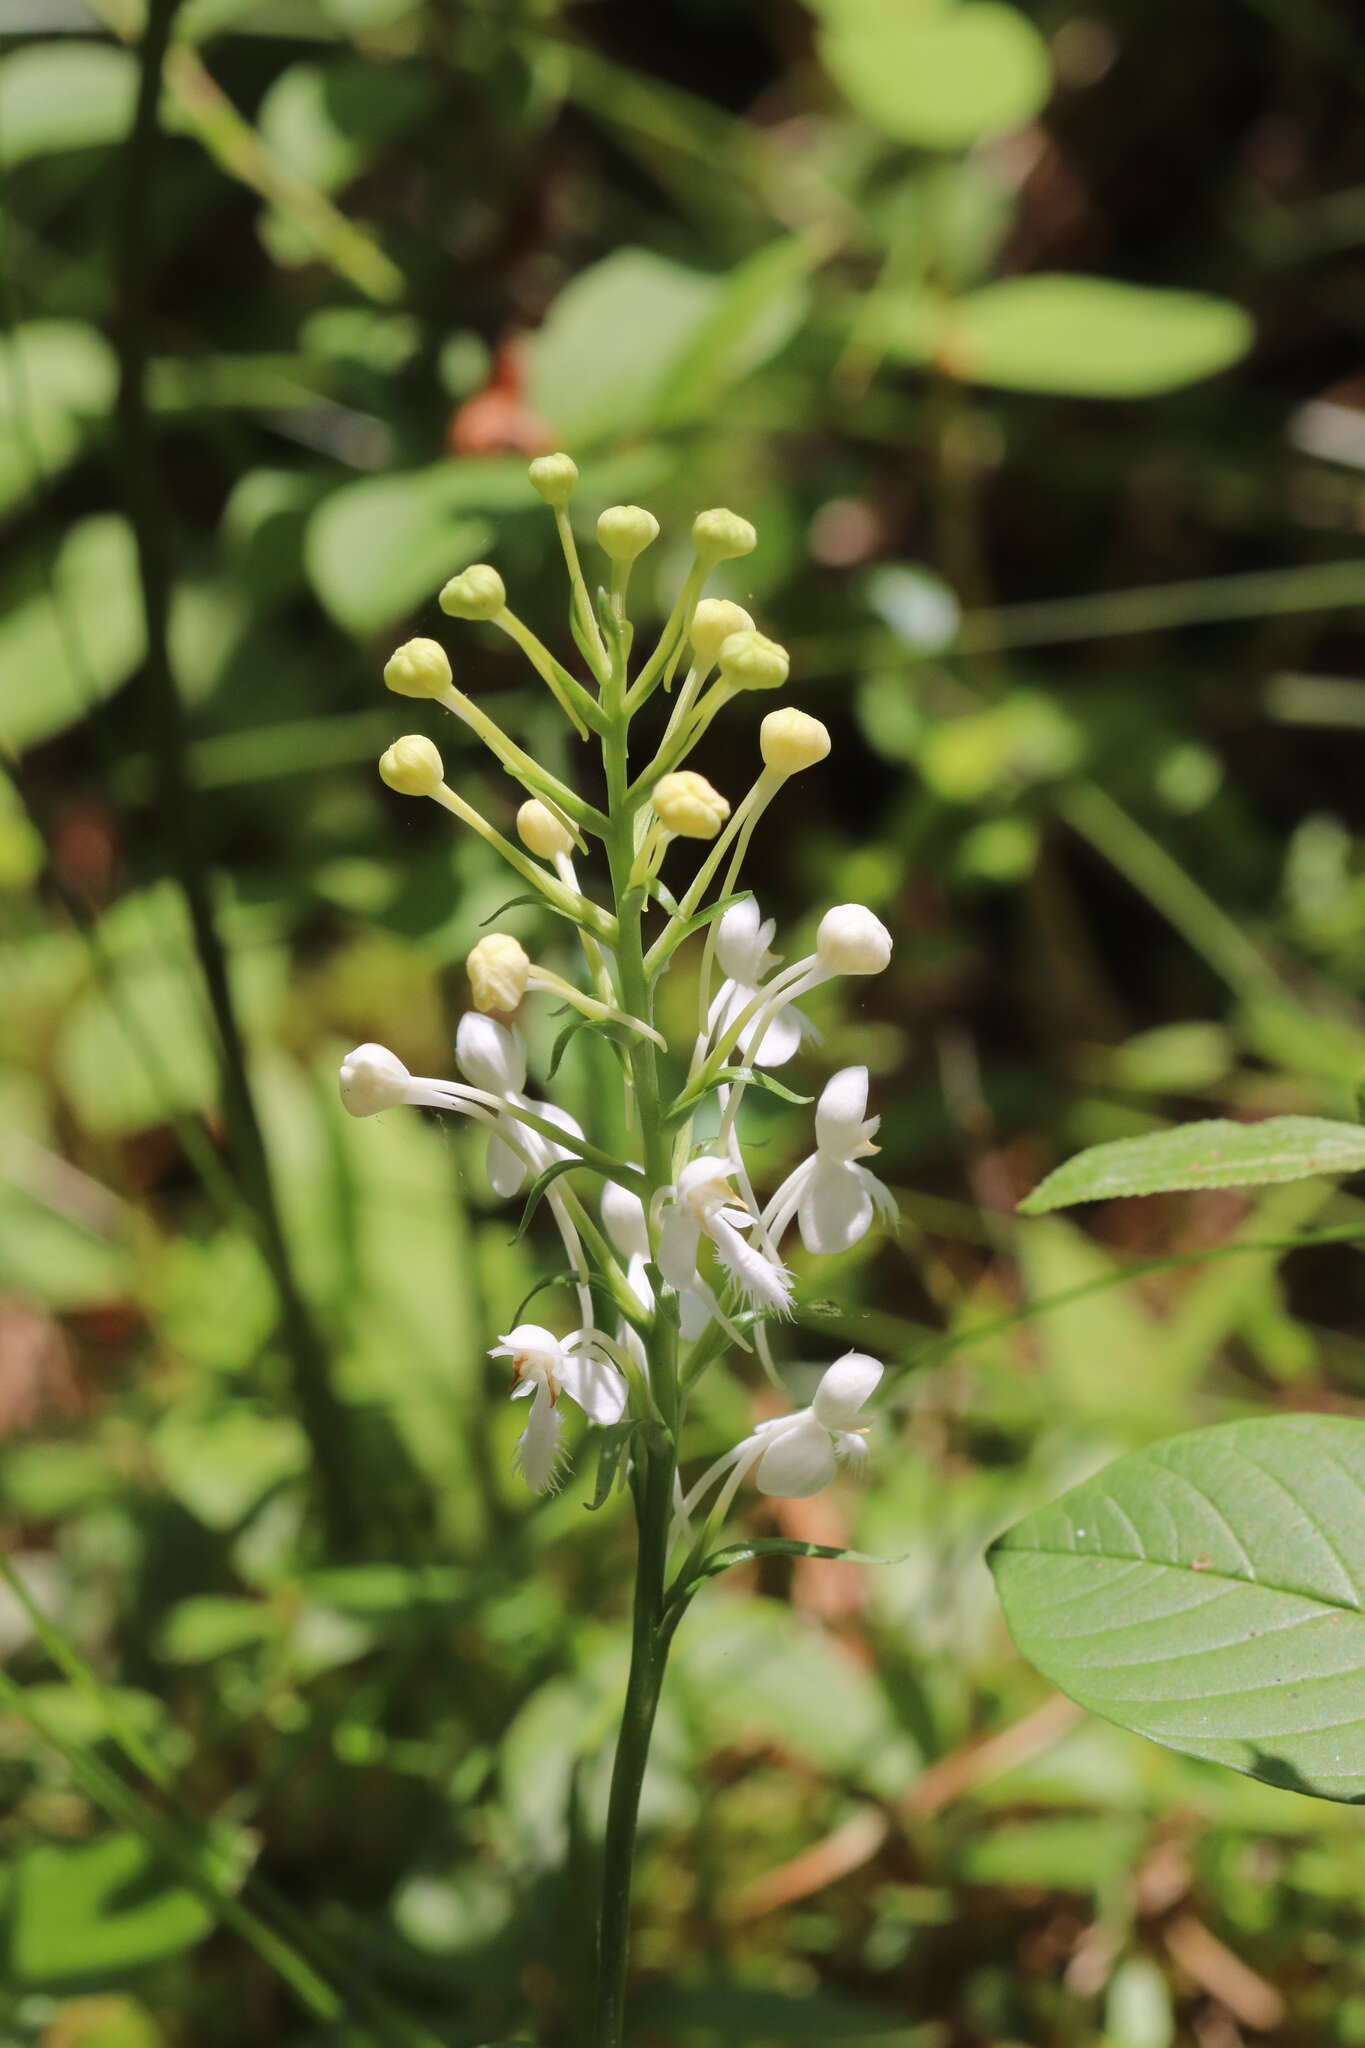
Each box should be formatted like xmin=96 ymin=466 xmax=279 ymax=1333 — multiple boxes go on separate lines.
xmin=658 ymin=1157 xmax=793 ymax=1318
xmin=490 ymin=1323 xmax=627 ymax=1493
xmin=706 ymin=896 xmax=810 ymax=1068
xmin=763 ymin=1067 xmax=898 ymax=1255
xmin=678 ymin=1352 xmax=884 ymax=1532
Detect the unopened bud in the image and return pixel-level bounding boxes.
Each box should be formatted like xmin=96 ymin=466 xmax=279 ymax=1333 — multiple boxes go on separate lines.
xmin=528 ymin=452 xmax=578 ymax=507
xmin=816 ymin=903 xmax=893 ymax=977
xmin=689 ymin=598 xmax=754 ymax=667
xmin=516 ymin=799 xmax=574 ymax=860
xmin=439 ymin=563 xmax=506 ymax=620
xmin=597 ymin=504 xmax=660 ymax=563
xmin=692 ymin=507 xmax=757 ymax=562
xmin=467 ymin=932 xmax=530 ymax=1015
xmin=384 ymin=637 xmax=451 ymax=700
xmin=652 ymin=770 xmax=731 ymax=840
xmin=339 ymin=1043 xmax=411 ymax=1117
xmin=761 ymin=707 xmax=830 ymax=776
xmin=717 ymin=629 xmax=789 ymax=692
xmin=379 ymin=735 xmax=444 ymax=797
xmin=455 ymin=1011 xmax=526 ymax=1094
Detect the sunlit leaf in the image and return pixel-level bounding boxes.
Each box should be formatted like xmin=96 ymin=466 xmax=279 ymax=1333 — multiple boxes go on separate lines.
xmin=1021 ymin=1115 xmax=1365 ymax=1213
xmin=527 ymin=249 xmax=719 ymax=446
xmin=990 ymin=1416 xmax=1365 ymax=1802
xmin=0 ymin=518 xmax=145 ymax=754
xmin=820 ymin=0 xmax=1051 ymax=151
xmin=10 ymin=1834 xmax=212 ymax=1986
xmin=303 ymin=462 xmax=528 ymax=631
xmin=872 ymin=275 xmax=1252 ymax=397
xmin=0 ymin=44 xmax=138 ymax=166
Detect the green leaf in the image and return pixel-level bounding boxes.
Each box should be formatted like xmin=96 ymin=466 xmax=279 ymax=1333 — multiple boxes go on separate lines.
xmin=0 ymin=43 xmax=138 ymax=166
xmin=654 ymin=235 xmax=816 ymax=425
xmin=10 ymin=1834 xmax=213 ymax=1986
xmin=257 ymin=57 xmax=436 ymax=197
xmin=1021 ymin=1115 xmax=1365 ymax=1213
xmin=871 ymin=275 xmax=1252 ymax=397
xmin=586 ymin=1423 xmax=635 ymax=1512
xmin=0 ymin=517 xmax=146 ymax=754
xmin=0 ymin=322 xmax=118 ymax=515
xmin=526 ymin=248 xmax=719 ymax=446
xmin=513 ymin=1155 xmax=584 ymax=1239
xmin=157 ymin=1596 xmax=275 ymax=1666
xmin=989 ymin=1415 xmax=1365 ymax=1802
xmin=303 ymin=461 xmax=536 ymax=631
xmin=820 ymin=0 xmax=1052 ymax=151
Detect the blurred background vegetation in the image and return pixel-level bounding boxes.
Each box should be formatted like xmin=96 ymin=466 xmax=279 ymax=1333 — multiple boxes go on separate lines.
xmin=4 ymin=0 xmax=1365 ymax=2043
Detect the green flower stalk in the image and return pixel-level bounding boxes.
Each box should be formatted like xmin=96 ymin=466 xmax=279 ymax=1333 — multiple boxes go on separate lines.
xmin=342 ymin=460 xmax=897 ymax=2047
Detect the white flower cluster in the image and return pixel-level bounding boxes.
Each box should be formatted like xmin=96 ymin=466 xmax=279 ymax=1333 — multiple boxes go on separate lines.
xmin=339 ymin=467 xmax=897 ymax=1532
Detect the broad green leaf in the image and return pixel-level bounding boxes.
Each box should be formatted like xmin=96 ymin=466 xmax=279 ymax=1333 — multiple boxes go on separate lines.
xmin=258 ymin=58 xmax=436 ymax=195
xmin=654 ymin=235 xmax=816 ymax=425
xmin=153 ymin=1407 xmax=309 ymax=1531
xmin=303 ymin=461 xmax=529 ymax=630
xmin=820 ymin=1 xmax=1051 ymax=151
xmin=0 ymin=322 xmax=118 ymax=515
xmin=0 ymin=517 xmax=145 ymax=754
xmin=158 ymin=1596 xmax=276 ymax=1665
xmin=0 ymin=44 xmax=138 ymax=167
xmin=10 ymin=1834 xmax=212 ymax=1985
xmin=872 ymin=276 xmax=1252 ymax=397
xmin=1021 ymin=1115 xmax=1365 ymax=1212
xmin=990 ymin=1416 xmax=1365 ymax=1802
xmin=526 ymin=248 xmax=719 ymax=446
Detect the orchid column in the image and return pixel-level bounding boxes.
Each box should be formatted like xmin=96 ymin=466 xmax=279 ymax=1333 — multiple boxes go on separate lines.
xmin=341 ymin=458 xmax=897 ymax=2047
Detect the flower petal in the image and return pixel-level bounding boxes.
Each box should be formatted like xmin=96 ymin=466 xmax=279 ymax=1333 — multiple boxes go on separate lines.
xmin=813 ymin=1351 xmax=884 ymax=1429
xmin=556 ymin=1344 xmax=627 ymax=1425
xmin=658 ymin=1204 xmax=702 ymax=1290
xmin=513 ymin=1384 xmax=566 ymax=1493
xmin=487 ymin=1130 xmax=527 ymax=1198
xmin=753 ymin=1003 xmax=802 ymax=1068
xmin=815 ymin=1066 xmax=872 ymax=1159
xmin=797 ymin=1159 xmax=874 ymax=1255
xmin=754 ymin=1411 xmax=837 ymax=1497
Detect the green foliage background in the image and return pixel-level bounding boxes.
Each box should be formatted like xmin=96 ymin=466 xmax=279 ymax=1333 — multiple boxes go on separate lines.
xmin=3 ymin=0 xmax=1365 ymax=2043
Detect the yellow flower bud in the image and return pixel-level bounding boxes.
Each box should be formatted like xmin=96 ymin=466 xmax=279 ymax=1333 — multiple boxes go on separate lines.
xmin=652 ymin=770 xmax=731 ymax=840
xmin=692 ymin=507 xmax=757 ymax=562
xmin=384 ymin=637 xmax=452 ymax=699
xmin=379 ymin=735 xmax=445 ymax=797
xmin=467 ymin=932 xmax=530 ymax=1015
xmin=528 ymin=452 xmax=578 ymax=507
xmin=760 ymin=706 xmax=830 ymax=776
xmin=516 ymin=798 xmax=574 ymax=860
xmin=689 ymin=598 xmax=754 ymax=667
xmin=717 ymin=628 xmax=789 ymax=692
xmin=597 ymin=504 xmax=660 ymax=563
xmin=439 ymin=564 xmax=506 ymax=620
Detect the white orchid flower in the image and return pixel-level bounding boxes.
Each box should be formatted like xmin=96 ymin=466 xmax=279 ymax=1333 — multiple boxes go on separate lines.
xmin=703 ymin=903 xmax=892 ymax=1078
xmin=705 ymin=897 xmax=808 ymax=1068
xmin=490 ymin=1322 xmax=627 ymax=1493
xmin=677 ymin=1352 xmax=884 ymax=1532
xmin=602 ymin=1180 xmax=719 ymax=1341
xmin=657 ymin=1157 xmax=793 ymax=1318
xmin=763 ymin=1067 xmax=898 ymax=1255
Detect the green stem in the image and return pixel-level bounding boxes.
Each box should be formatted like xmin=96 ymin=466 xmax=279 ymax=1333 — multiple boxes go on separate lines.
xmin=590 ymin=621 xmax=680 ymax=2045
xmin=592 ymin=1430 xmax=674 ymax=2048
xmin=1058 ymin=781 xmax=1280 ymax=1003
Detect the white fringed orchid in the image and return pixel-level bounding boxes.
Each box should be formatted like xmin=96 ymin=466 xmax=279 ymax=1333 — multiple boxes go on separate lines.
xmin=490 ymin=1323 xmax=627 ymax=1493
xmin=705 ymin=896 xmax=807 ymax=1067
xmin=678 ymin=1352 xmax=883 ymax=1531
xmin=658 ymin=1157 xmax=793 ymax=1318
xmin=763 ymin=1066 xmax=898 ymax=1255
